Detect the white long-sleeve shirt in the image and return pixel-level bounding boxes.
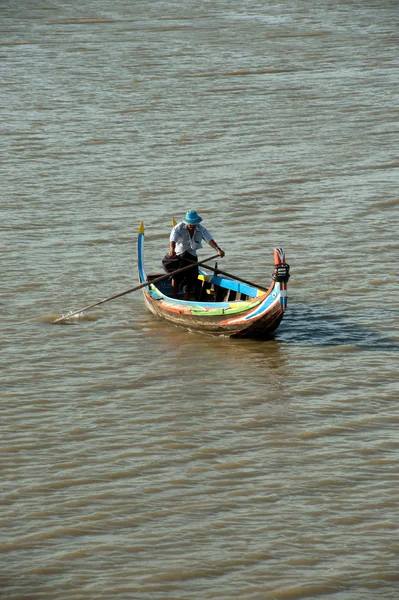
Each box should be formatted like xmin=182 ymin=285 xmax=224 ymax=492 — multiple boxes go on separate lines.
xmin=170 ymin=222 xmax=213 ymax=256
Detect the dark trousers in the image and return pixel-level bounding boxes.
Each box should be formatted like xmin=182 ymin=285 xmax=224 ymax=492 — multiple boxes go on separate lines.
xmin=162 ymin=252 xmax=198 ymax=293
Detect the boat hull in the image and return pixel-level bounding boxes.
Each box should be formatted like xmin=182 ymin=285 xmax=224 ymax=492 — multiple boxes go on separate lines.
xmin=141 ymin=287 xmax=284 ymax=338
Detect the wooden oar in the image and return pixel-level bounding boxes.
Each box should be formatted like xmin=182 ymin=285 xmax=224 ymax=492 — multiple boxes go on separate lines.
xmin=52 ymin=253 xmax=220 ymax=324
xmin=185 ymin=258 xmax=271 ymax=293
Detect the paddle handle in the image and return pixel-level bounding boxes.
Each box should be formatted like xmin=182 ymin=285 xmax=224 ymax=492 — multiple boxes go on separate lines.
xmin=52 ymin=254 xmax=220 ymax=324
xmin=185 ymin=258 xmax=270 ymax=293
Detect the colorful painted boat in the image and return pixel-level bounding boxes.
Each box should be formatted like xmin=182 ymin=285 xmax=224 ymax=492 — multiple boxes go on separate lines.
xmin=137 ymin=222 xmax=290 ymax=339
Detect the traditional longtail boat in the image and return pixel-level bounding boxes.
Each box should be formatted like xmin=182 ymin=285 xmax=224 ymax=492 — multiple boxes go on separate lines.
xmin=137 ymin=222 xmax=290 ymax=339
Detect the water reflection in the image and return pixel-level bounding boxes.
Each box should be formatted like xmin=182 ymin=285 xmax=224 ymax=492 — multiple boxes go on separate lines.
xmin=135 ymin=311 xmax=289 ymax=403
xmin=279 ymin=302 xmax=399 ymax=351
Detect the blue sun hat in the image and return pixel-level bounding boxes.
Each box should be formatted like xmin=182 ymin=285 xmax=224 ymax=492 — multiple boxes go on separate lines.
xmin=184 ymin=210 xmax=202 ymax=225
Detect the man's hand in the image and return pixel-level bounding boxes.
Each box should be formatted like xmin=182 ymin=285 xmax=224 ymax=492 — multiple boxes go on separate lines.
xmin=217 ymin=248 xmax=225 ymax=258
xmin=168 ymin=241 xmax=176 ymax=257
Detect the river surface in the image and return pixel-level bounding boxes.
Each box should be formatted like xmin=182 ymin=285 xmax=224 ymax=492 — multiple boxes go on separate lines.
xmin=1 ymin=1 xmax=398 ymax=599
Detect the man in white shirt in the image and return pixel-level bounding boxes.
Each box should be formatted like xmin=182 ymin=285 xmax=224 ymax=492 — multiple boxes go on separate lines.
xmin=163 ymin=210 xmax=225 ymax=300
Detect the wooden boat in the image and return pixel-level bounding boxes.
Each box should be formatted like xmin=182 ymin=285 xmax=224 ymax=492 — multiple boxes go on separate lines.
xmin=137 ymin=222 xmax=290 ymax=339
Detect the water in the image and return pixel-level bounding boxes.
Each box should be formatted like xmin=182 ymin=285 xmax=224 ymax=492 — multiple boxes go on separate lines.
xmin=1 ymin=1 xmax=398 ymax=598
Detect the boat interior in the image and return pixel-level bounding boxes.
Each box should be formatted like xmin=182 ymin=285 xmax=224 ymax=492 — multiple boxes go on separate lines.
xmin=147 ymin=271 xmax=263 ymax=303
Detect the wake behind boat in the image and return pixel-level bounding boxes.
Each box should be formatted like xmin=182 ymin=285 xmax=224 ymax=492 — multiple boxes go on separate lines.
xmin=137 ymin=222 xmax=290 ymax=339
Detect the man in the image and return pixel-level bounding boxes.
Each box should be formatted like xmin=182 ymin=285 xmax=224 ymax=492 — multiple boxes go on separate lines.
xmin=162 ymin=210 xmax=225 ymax=300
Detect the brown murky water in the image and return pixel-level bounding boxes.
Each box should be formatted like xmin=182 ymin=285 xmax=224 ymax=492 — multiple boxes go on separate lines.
xmin=1 ymin=1 xmax=398 ymax=598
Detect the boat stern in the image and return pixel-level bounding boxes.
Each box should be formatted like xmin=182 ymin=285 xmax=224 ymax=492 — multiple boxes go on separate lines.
xmin=272 ymin=247 xmax=290 ymax=312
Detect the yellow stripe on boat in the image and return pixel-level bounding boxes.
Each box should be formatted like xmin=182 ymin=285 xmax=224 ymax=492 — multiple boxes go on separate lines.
xmin=229 ymin=301 xmax=252 ymax=309
xmin=138 ymin=221 xmax=145 ymax=235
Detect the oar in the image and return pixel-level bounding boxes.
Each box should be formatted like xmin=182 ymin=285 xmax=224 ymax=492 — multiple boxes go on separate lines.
xmin=52 ymin=253 xmax=220 ymax=324
xmin=185 ymin=258 xmax=271 ymax=293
